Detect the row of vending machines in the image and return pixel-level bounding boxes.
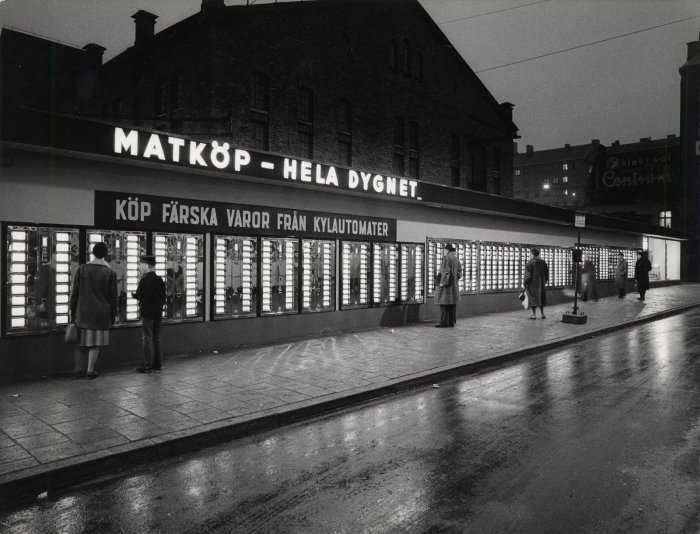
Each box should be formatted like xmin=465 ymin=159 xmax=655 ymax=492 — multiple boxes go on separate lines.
xmin=4 ymin=224 xmax=639 ymax=336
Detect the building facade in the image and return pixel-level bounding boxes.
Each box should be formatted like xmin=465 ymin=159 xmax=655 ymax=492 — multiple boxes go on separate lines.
xmin=0 ymin=0 xmax=685 ymax=379
xmin=512 ymin=141 xmax=603 ymax=209
xmin=680 ymin=31 xmax=700 ymax=282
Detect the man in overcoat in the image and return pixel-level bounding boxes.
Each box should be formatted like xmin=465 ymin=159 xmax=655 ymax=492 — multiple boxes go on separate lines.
xmin=524 ymin=247 xmax=549 ymax=319
xmin=634 ymin=250 xmax=652 ymax=301
xmin=435 ymin=243 xmax=462 ymax=327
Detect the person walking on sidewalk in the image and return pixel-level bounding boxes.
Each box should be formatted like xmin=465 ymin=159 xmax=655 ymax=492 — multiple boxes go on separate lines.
xmin=615 ymin=252 xmax=628 ymax=298
xmin=581 ymin=260 xmax=598 ymax=302
xmin=70 ymin=242 xmax=118 ymax=379
xmin=134 ymin=255 xmax=167 ymax=373
xmin=524 ymin=247 xmax=549 ymax=320
xmin=435 ymin=243 xmax=462 ymax=327
xmin=634 ymin=250 xmax=652 ymax=301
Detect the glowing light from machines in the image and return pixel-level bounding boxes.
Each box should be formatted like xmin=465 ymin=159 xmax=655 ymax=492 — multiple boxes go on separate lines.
xmin=323 ymin=243 xmax=331 ymax=307
xmin=214 ymin=238 xmax=226 ymax=314
xmin=261 ymin=240 xmax=271 ymax=312
xmin=302 ymin=241 xmax=311 ymax=308
xmin=285 ymin=246 xmax=294 ymax=310
xmin=185 ymin=236 xmax=198 ymax=317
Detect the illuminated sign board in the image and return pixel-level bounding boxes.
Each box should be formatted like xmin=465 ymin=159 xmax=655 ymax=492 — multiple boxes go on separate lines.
xmin=94 ymin=191 xmax=397 ymax=241
xmin=113 ymin=127 xmax=420 ymax=201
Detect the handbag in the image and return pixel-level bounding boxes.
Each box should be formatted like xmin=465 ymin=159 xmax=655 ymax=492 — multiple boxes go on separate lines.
xmin=519 ymin=290 xmax=529 ymax=309
xmin=64 ymin=323 xmax=79 ymax=344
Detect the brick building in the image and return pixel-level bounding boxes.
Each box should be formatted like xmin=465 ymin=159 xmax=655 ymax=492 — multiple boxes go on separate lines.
xmin=93 ymin=0 xmax=518 ymax=195
xmin=512 ymin=141 xmax=603 ymax=209
xmin=680 ymin=31 xmax=700 ymax=281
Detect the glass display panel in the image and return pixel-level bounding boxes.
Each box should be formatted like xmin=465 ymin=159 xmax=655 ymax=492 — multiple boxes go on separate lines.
xmin=372 ymin=243 xmax=399 ymax=306
xmin=261 ymin=238 xmax=299 ymax=315
xmin=302 ymin=239 xmax=336 ymax=313
xmin=7 ymin=226 xmax=79 ymax=333
xmin=400 ymin=243 xmax=424 ymax=303
xmin=213 ymin=235 xmax=257 ymax=319
xmin=154 ymin=232 xmax=204 ymax=321
xmin=341 ymin=241 xmax=370 ymax=308
xmin=87 ymin=230 xmax=147 ymax=324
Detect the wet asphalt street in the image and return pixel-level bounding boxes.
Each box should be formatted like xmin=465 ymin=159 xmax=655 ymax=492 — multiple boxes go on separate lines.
xmin=1 ymin=309 xmax=699 ymax=534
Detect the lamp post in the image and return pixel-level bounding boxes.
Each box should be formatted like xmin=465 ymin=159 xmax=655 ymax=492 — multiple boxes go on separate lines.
xmin=562 ymin=212 xmax=588 ymax=324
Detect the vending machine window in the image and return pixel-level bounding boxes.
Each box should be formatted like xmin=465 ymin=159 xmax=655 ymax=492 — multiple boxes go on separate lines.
xmin=153 ymin=232 xmax=204 ymax=322
xmin=372 ymin=243 xmax=398 ymax=306
xmin=341 ymin=241 xmax=370 ymax=308
xmin=261 ymin=238 xmax=299 ymax=315
xmin=302 ymin=239 xmax=336 ymax=313
xmin=6 ymin=226 xmax=79 ymax=334
xmin=400 ymin=243 xmax=424 ymax=304
xmin=87 ymin=230 xmax=146 ymax=325
xmin=213 ymin=235 xmax=257 ymax=319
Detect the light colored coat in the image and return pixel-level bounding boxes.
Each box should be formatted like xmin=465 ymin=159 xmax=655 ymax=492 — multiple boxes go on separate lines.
xmin=436 ymin=251 xmax=462 ymax=305
xmin=70 ymin=259 xmax=118 ymax=330
xmin=524 ymin=256 xmax=549 ymax=307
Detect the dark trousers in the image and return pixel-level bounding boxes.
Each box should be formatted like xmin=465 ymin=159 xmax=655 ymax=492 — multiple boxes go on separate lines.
xmin=141 ymin=315 xmax=162 ymax=368
xmin=440 ymin=305 xmax=456 ymax=326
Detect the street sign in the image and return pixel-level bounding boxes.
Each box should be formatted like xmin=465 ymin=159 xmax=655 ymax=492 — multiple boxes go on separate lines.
xmin=574 ymin=213 xmax=586 ymax=228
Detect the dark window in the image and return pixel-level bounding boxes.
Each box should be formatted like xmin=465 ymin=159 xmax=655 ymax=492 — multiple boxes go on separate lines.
xmin=251 ymin=119 xmax=269 ymax=151
xmin=171 ymin=72 xmax=183 ymax=111
xmin=408 ymin=122 xmax=419 ymax=151
xmin=133 ymin=98 xmax=142 ymax=126
xmin=100 ymin=103 xmax=109 ymax=120
xmin=408 ymin=122 xmax=419 ymax=179
xmin=299 ymin=123 xmax=313 ymax=159
xmin=451 ymin=167 xmax=460 ymax=187
xmin=400 ymin=39 xmax=411 ymax=75
xmin=451 ymin=134 xmax=460 ymax=186
xmin=339 ymin=139 xmax=352 ymax=166
xmin=251 ymin=72 xmax=269 ymax=112
xmin=415 ymin=51 xmax=423 ymax=81
xmin=471 ymin=145 xmax=487 ymax=191
xmin=492 ymin=148 xmax=501 ymax=195
xmin=337 ymin=99 xmax=352 ymax=132
xmin=299 ymin=87 xmax=313 ymax=123
xmin=393 ymin=117 xmax=405 ymax=176
xmin=154 ymin=80 xmax=166 ymax=116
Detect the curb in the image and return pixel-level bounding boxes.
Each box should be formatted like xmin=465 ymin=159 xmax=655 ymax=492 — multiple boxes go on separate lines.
xmin=2 ymin=302 xmax=698 ymax=507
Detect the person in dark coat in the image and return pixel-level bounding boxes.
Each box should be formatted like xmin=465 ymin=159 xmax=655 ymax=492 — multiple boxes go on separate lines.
xmin=524 ymin=247 xmax=549 ymax=319
xmin=435 ymin=243 xmax=462 ymax=327
xmin=69 ymin=242 xmax=118 ymax=379
xmin=581 ymin=260 xmax=598 ymax=302
xmin=634 ymin=250 xmax=652 ymax=301
xmin=615 ymin=252 xmax=628 ymax=298
xmin=134 ymin=255 xmax=167 ymax=373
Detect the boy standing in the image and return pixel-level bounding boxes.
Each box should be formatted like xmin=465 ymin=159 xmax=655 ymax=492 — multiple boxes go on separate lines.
xmin=134 ymin=255 xmax=167 ymax=373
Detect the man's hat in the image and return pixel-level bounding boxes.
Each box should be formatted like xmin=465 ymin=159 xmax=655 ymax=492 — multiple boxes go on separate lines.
xmin=444 ymin=243 xmax=455 ymax=252
xmin=140 ymin=254 xmax=157 ymax=265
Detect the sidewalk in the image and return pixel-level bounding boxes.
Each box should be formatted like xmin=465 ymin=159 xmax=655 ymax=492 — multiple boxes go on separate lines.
xmin=2 ymin=284 xmax=700 ymax=503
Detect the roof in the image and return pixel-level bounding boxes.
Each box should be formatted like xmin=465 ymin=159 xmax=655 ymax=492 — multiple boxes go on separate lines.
xmin=514 ymin=143 xmax=598 ymax=167
xmin=606 ymin=136 xmax=680 ymax=155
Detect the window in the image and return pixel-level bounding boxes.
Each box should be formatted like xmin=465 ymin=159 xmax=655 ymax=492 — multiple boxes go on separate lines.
xmin=299 ymin=87 xmax=313 ymax=123
xmin=299 ymin=124 xmax=313 ymax=159
xmin=251 ymin=119 xmax=269 ymax=151
xmin=515 ymin=169 xmax=521 ymax=176
xmin=393 ymin=117 xmax=405 ymax=176
xmin=154 ymin=80 xmax=166 ymax=116
xmin=250 ymin=72 xmax=269 ymax=112
xmin=553 ymin=177 xmax=559 ymax=184
xmin=337 ymin=99 xmax=352 ymax=132
xmin=415 ymin=51 xmax=423 ymax=81
xmin=562 ymin=176 xmax=568 ymax=183
xmin=408 ymin=122 xmax=419 ymax=179
xmin=170 ymin=72 xmax=183 ymax=111
xmin=339 ymin=139 xmax=352 ymax=166
xmin=400 ymin=39 xmax=411 ymax=75
xmin=659 ymin=210 xmax=672 ymax=228
xmin=563 ymin=163 xmax=568 ymax=170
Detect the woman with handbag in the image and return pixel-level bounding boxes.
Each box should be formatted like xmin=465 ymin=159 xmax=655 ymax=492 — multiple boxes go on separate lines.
xmin=435 ymin=243 xmax=462 ymax=328
xmin=69 ymin=242 xmax=118 ymax=379
xmin=524 ymin=247 xmax=549 ymax=320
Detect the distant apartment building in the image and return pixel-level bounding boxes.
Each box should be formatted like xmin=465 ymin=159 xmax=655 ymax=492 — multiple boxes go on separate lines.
xmin=512 ymin=141 xmax=603 ymax=209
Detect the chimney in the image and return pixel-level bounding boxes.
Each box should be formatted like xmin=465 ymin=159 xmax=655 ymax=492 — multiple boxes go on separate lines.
xmin=640 ymin=137 xmax=651 ymax=143
xmin=667 ymin=134 xmax=677 ymax=141
xmin=82 ymin=43 xmax=106 ymax=68
xmin=526 ymin=145 xmax=533 ymax=154
xmin=687 ymin=32 xmax=700 ymax=60
xmin=613 ymin=140 xmax=620 ymax=147
xmin=591 ymin=139 xmax=600 ymax=146
xmin=132 ymin=10 xmax=158 ymax=47
xmin=564 ymin=143 xmax=570 ymax=149
xmin=201 ymin=0 xmax=225 ymax=11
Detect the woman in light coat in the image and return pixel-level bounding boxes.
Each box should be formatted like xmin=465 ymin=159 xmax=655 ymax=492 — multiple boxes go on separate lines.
xmin=524 ymin=247 xmax=549 ymax=319
xmin=69 ymin=242 xmax=118 ymax=378
xmin=435 ymin=243 xmax=462 ymax=327
xmin=615 ymin=252 xmax=628 ymax=298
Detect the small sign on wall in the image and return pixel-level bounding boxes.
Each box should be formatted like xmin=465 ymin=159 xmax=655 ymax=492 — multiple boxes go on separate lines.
xmin=574 ymin=213 xmax=586 ymax=228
